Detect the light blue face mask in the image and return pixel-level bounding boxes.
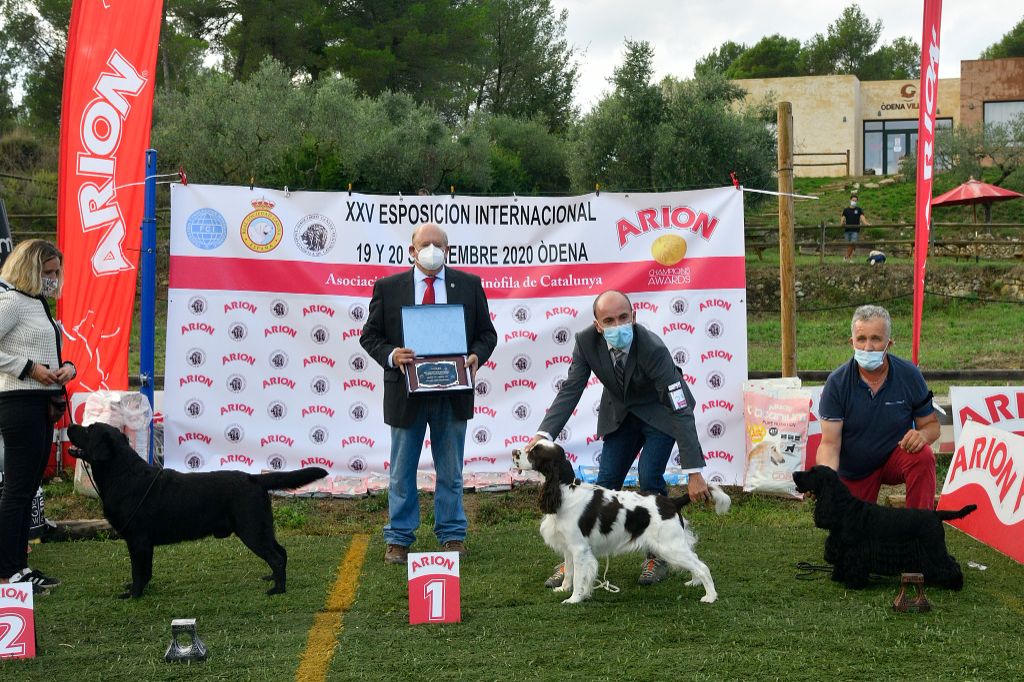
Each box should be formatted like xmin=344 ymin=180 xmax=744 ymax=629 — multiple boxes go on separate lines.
xmin=854 ymin=348 xmax=886 ymax=371
xmin=603 ymin=323 xmax=633 ymax=350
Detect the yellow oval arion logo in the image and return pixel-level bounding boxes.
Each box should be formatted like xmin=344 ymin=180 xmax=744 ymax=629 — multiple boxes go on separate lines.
xmin=651 ymin=234 xmax=687 ymax=266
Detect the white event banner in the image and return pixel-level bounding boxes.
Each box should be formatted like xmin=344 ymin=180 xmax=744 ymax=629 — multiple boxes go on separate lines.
xmin=950 ymin=386 xmax=1024 ymax=446
xmin=164 ymin=185 xmax=748 ymax=483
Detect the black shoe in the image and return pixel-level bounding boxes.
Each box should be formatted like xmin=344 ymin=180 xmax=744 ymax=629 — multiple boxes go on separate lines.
xmin=13 ymin=567 xmax=60 ymax=588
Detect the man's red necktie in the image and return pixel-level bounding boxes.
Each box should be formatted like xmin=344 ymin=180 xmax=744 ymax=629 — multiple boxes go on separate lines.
xmin=422 ymin=276 xmax=436 ymax=305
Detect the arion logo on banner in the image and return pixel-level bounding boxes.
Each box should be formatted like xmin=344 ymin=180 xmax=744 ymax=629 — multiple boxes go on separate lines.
xmin=616 ymin=205 xmax=721 ymax=248
xmin=76 ymin=51 xmax=147 ymax=275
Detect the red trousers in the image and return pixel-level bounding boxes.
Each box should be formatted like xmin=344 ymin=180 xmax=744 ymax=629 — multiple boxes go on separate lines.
xmin=840 ymin=444 xmax=936 ymax=510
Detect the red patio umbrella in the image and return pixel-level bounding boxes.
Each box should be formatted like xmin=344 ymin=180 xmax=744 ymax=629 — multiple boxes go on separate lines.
xmin=931 ymin=176 xmax=1023 ymax=223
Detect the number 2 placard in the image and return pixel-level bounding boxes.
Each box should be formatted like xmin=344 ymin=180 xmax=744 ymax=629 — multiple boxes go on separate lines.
xmin=407 ymin=552 xmax=461 ymax=625
xmin=0 ymin=583 xmax=35 ymax=659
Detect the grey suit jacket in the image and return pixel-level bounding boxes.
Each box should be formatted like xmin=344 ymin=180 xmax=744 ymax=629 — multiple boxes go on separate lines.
xmin=537 ymin=323 xmax=706 ymax=469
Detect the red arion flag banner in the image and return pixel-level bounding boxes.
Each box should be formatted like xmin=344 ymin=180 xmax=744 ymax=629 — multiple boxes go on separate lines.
xmin=57 ymin=0 xmax=164 ymax=391
xmin=911 ymin=0 xmax=942 ymax=364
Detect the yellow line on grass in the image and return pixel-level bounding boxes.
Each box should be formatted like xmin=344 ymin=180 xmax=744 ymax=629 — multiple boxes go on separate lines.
xmin=295 ymin=534 xmax=370 ymax=682
xmin=984 ymin=587 xmax=1024 ymax=616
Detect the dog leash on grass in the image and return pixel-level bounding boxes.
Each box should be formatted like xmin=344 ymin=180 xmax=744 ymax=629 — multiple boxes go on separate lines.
xmin=795 ymin=561 xmax=833 ymax=580
xmin=593 ymin=557 xmax=620 ymax=594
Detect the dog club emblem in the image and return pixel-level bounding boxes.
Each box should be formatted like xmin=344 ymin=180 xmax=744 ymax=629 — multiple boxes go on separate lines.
xmin=187 ymin=296 xmax=208 ymax=316
xmin=269 ymin=299 xmax=289 ymax=318
xmin=557 ymin=427 xmax=571 ymax=443
xmin=311 ymin=376 xmax=331 ymax=395
xmin=266 ymin=454 xmax=286 ymax=470
xmin=228 ymin=322 xmax=248 ymax=341
xmin=311 ymin=325 xmax=330 ymax=345
xmin=225 ymin=424 xmax=244 ymax=444
xmin=226 ymin=374 xmax=247 ymax=393
xmin=294 ymin=214 xmax=336 ymax=257
xmin=185 ymin=453 xmax=205 ymax=471
xmin=512 ymin=402 xmax=531 ymax=421
xmin=673 ymin=348 xmax=690 ymax=367
xmin=551 ymin=327 xmax=571 ymax=345
xmin=240 ymin=199 xmax=284 ymax=253
xmin=474 ymin=379 xmax=491 ymax=397
xmin=706 ymin=371 xmax=725 ymax=391
xmin=267 ymin=401 xmax=287 ymax=420
xmin=309 ymin=426 xmax=329 ymax=445
xmin=512 ymin=305 xmax=530 ymax=323
xmin=348 ymin=303 xmax=366 ymax=322
xmin=186 ymin=348 xmax=206 ymax=368
xmin=349 ymin=402 xmax=368 ymax=422
xmin=705 ymin=319 xmax=724 ymax=339
xmin=472 ymin=426 xmax=491 ymax=445
xmin=349 ymin=355 xmax=367 ymax=373
xmin=269 ymin=351 xmax=289 ymax=369
xmin=671 ymin=297 xmax=689 ymax=315
xmin=707 ymin=420 xmax=726 ymax=439
xmin=348 ymin=456 xmax=368 ymax=473
xmin=184 ymin=399 xmax=204 ymax=418
xmin=512 ymin=354 xmax=531 ymax=373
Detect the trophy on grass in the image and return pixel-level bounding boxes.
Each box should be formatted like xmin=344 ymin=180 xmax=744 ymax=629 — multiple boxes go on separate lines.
xmin=401 ymin=304 xmax=473 ymax=393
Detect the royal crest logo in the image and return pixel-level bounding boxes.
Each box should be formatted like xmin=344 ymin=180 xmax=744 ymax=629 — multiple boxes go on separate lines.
xmin=266 ymin=454 xmax=286 ymax=470
xmin=706 ymin=371 xmax=725 ymax=390
xmin=240 ymin=199 xmax=284 ymax=253
xmin=349 ymin=402 xmax=368 ymax=421
xmin=309 ymin=426 xmax=329 ymax=445
xmin=294 ymin=214 xmax=337 ymax=257
xmin=186 ymin=348 xmax=206 ymax=367
xmin=673 ymin=348 xmax=690 ymax=367
xmin=184 ymin=399 xmax=204 ymax=418
xmin=185 ymin=453 xmax=205 ymax=471
xmin=705 ymin=319 xmax=724 ymax=339
xmin=512 ymin=354 xmax=531 ymax=373
xmin=185 ymin=208 xmax=228 ymax=250
xmin=348 ymin=456 xmax=368 ymax=473
xmin=267 ymin=401 xmax=287 ymax=420
xmin=226 ymin=374 xmax=247 ymax=393
xmin=269 ymin=351 xmax=289 ymax=369
xmin=187 ymin=295 xmax=208 ymax=316
xmin=311 ymin=376 xmax=331 ymax=395
xmin=512 ymin=402 xmax=531 ymax=421
xmin=707 ymin=420 xmax=726 ymax=438
xmin=475 ymin=379 xmax=491 ymax=397
xmin=552 ymin=327 xmax=572 ymax=345
xmin=670 ymin=297 xmax=689 ymax=315
xmin=311 ymin=325 xmax=330 ymax=344
xmin=270 ymin=299 xmax=289 ymax=318
xmin=472 ymin=426 xmax=491 ymax=445
xmin=348 ymin=303 xmax=366 ymax=322
xmin=225 ymin=424 xmax=244 ymax=443
xmin=349 ymin=355 xmax=367 ymax=373
xmin=228 ymin=322 xmax=248 ymax=341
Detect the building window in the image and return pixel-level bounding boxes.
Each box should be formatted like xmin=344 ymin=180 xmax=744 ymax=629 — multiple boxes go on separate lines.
xmin=863 ymin=118 xmax=952 ymax=175
xmin=984 ymin=100 xmax=1024 ymax=127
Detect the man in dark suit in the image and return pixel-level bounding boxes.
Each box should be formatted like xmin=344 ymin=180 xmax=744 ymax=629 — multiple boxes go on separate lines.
xmin=526 ymin=289 xmax=711 ymax=585
xmin=361 ymin=223 xmax=497 ymax=565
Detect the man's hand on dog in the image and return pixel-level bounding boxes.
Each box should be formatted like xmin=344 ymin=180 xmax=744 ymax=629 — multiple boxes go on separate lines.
xmin=687 ymin=472 xmax=712 ymax=504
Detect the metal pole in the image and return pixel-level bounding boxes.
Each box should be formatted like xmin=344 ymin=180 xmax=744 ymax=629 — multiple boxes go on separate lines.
xmin=777 ymin=103 xmax=797 ymax=377
xmin=141 ymin=149 xmax=157 ymax=463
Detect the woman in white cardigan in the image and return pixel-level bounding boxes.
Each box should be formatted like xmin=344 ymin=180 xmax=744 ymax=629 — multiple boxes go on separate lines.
xmin=0 ymin=239 xmax=75 ymax=593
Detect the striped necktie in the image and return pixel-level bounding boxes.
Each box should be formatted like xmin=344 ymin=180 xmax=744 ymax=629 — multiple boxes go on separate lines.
xmin=611 ymin=348 xmax=626 ymax=388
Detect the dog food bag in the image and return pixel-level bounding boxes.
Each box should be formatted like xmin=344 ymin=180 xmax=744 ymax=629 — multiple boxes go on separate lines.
xmin=81 ymin=391 xmax=153 ymax=462
xmin=511 ymin=468 xmax=543 ymax=486
xmin=416 ymin=471 xmax=437 ymax=493
xmin=332 ymin=476 xmax=369 ymax=499
xmin=473 ymin=471 xmax=513 ymax=492
xmin=742 ymin=380 xmax=812 ymax=499
xmin=365 ymin=471 xmax=390 ymax=495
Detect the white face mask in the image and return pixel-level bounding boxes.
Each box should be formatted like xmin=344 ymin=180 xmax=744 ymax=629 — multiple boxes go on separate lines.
xmin=416 ymin=244 xmax=445 ymax=271
xmin=41 ymin=277 xmax=59 ymax=298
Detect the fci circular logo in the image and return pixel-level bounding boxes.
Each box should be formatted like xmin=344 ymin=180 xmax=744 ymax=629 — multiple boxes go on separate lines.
xmin=240 ymin=199 xmax=284 ymax=253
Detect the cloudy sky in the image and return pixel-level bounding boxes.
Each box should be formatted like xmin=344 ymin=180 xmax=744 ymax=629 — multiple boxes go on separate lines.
xmin=552 ymin=0 xmax=1018 ymax=112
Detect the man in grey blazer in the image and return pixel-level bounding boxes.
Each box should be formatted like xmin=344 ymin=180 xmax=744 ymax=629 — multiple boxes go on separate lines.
xmin=526 ymin=289 xmax=711 ymax=586
xmin=361 ymin=223 xmax=497 ymax=566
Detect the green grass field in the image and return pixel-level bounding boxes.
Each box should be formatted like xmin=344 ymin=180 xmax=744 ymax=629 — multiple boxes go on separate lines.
xmin=10 ymin=490 xmax=1024 ymax=680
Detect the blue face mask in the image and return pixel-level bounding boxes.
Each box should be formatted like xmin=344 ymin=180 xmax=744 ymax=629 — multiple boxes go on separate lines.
xmin=854 ymin=348 xmax=886 ymax=371
xmin=603 ymin=323 xmax=633 ymax=350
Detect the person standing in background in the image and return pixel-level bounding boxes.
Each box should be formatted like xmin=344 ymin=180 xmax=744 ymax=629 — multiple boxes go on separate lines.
xmin=841 ymin=194 xmax=870 ymax=262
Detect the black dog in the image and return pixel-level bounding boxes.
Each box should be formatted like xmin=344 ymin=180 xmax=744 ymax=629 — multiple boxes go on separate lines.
xmin=793 ymin=465 xmax=976 ymax=590
xmin=68 ymin=422 xmax=327 ymax=598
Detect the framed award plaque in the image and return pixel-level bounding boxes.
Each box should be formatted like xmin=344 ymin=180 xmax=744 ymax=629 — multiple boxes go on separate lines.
xmin=401 ymin=304 xmax=472 ymax=393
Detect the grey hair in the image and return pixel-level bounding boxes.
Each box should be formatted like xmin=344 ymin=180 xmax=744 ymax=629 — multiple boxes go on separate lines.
xmin=851 ymin=305 xmax=891 ymax=338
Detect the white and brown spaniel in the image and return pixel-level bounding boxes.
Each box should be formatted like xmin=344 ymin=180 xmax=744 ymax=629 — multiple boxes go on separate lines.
xmin=513 ymin=440 xmax=730 ymax=604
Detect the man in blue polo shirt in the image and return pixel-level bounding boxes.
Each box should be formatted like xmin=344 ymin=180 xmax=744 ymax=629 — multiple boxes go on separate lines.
xmin=816 ymin=305 xmax=940 ymax=509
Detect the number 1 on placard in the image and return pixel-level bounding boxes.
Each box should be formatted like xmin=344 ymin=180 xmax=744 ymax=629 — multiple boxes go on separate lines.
xmin=0 ymin=614 xmax=27 ymax=656
xmin=424 ymin=579 xmax=445 ymax=621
